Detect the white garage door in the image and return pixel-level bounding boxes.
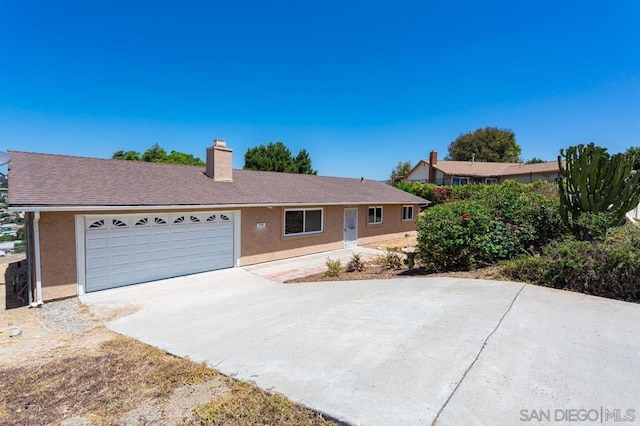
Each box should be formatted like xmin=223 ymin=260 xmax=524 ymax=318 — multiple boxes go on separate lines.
xmin=84 ymin=212 xmax=234 ymax=292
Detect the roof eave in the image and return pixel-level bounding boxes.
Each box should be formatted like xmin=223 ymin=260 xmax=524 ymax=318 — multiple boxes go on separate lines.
xmin=10 ymin=199 xmax=429 ymax=212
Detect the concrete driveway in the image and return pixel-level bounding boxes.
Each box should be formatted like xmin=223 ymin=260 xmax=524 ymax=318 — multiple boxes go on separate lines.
xmin=81 ymin=269 xmax=640 ymax=425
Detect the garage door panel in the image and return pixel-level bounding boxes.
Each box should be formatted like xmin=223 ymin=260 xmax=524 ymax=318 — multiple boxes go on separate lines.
xmin=84 ymin=212 xmax=235 ymax=292
xmin=86 ymin=237 xmax=108 ymax=250
xmin=110 ymin=235 xmax=130 ymax=248
xmin=132 ymin=234 xmax=152 ymax=245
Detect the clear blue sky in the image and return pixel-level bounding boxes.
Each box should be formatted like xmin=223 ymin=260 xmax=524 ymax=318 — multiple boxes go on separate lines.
xmin=1 ymin=0 xmax=638 ymax=180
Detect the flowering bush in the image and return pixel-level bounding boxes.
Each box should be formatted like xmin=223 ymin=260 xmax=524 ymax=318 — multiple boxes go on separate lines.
xmin=416 ymin=181 xmax=564 ymax=271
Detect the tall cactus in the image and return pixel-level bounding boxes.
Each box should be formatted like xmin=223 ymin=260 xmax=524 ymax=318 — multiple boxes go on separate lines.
xmin=558 ymin=143 xmax=640 ymax=227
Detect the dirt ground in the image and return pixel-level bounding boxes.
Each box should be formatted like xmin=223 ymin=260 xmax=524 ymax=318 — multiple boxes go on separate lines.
xmin=0 ymin=237 xmax=500 ymax=424
xmin=0 ymin=299 xmax=336 ymax=425
xmin=289 ymin=234 xmax=506 ymax=283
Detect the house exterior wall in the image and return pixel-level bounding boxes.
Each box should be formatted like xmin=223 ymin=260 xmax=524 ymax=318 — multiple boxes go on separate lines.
xmin=240 ymin=206 xmax=344 ymax=265
xmin=500 ymin=171 xmax=559 ymax=184
xmin=407 ymin=163 xmax=429 ymax=181
xmin=356 ymin=204 xmax=418 ymax=245
xmin=39 ymin=211 xmax=78 ymax=300
xmin=35 ymin=203 xmax=419 ymax=300
xmin=406 ymin=165 xmax=447 ymax=185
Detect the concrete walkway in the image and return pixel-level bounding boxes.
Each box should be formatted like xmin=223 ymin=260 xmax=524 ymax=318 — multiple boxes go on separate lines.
xmin=244 ymin=246 xmax=383 ymax=282
xmin=81 ymin=268 xmax=640 ymax=425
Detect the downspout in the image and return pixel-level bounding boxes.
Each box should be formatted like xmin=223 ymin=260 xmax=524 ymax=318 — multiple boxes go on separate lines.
xmin=31 ymin=211 xmax=43 ymax=307
xmin=25 ymin=214 xmax=33 ymax=304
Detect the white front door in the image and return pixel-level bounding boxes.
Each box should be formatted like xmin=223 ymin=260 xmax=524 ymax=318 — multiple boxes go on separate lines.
xmin=344 ymin=208 xmax=358 ymax=248
xmin=84 ymin=212 xmax=234 ymax=292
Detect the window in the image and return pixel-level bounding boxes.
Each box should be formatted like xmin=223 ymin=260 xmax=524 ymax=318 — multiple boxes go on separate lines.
xmin=284 ymin=209 xmax=323 ymax=235
xmin=402 ymin=205 xmax=414 ymax=221
xmin=88 ymin=220 xmax=105 ymax=229
xmin=368 ymin=206 xmax=383 ymax=225
xmin=485 ymin=178 xmax=498 ymax=185
xmin=452 ymin=176 xmax=470 ymax=186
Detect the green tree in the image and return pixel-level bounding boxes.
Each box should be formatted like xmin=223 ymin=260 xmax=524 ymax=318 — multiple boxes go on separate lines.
xmin=526 ymin=157 xmax=546 ymax=164
xmin=446 ymin=126 xmax=521 ymax=162
xmin=243 ymin=142 xmax=317 ymax=174
xmin=112 ymin=144 xmax=205 ymax=166
xmin=558 ymin=143 xmax=640 ymax=236
xmin=165 ymin=150 xmax=205 ymax=166
xmin=112 ymin=150 xmax=141 ymax=161
xmin=141 ymin=143 xmax=168 ymax=163
xmin=390 ymin=161 xmax=412 ymax=181
xmin=293 ymin=149 xmax=317 ymax=175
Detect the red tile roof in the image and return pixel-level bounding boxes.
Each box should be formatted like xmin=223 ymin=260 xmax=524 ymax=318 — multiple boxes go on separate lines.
xmin=8 ymin=151 xmax=427 ymax=208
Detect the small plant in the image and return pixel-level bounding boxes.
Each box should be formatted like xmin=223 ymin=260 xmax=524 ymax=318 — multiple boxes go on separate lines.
xmin=346 ymin=253 xmax=366 ymax=272
xmin=374 ymin=249 xmax=404 ymax=270
xmin=404 ymin=248 xmax=418 ymax=268
xmin=325 ymin=258 xmax=342 ymax=277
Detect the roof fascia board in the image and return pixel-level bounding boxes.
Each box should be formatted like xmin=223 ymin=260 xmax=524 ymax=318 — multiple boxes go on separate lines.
xmin=10 ymin=200 xmax=427 ymax=212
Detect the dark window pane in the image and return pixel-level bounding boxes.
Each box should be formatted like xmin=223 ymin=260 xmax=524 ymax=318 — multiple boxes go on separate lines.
xmin=305 ymin=210 xmax=322 ymax=232
xmin=285 ymin=211 xmax=304 ymax=234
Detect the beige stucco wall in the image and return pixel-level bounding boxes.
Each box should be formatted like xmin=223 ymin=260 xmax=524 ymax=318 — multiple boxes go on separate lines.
xmin=501 ymin=172 xmax=559 ymax=184
xmin=356 ymin=204 xmax=417 ymax=242
xmin=240 ymin=206 xmax=344 ymax=265
xmin=39 ymin=211 xmax=78 ymax=300
xmin=36 ymin=203 xmax=419 ymax=300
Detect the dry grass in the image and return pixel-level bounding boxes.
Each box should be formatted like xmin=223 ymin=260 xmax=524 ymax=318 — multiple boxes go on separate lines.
xmin=0 ymin=336 xmax=216 ymax=425
xmin=0 ymin=334 xmax=338 ymax=425
xmin=192 ymin=380 xmax=333 ymax=425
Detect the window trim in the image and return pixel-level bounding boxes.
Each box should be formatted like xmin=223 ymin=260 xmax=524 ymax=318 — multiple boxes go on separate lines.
xmin=452 ymin=176 xmax=470 ymax=186
xmin=402 ymin=205 xmax=414 ymax=221
xmin=368 ymin=206 xmax=383 ymax=225
xmin=485 ymin=177 xmax=498 ymax=185
xmin=283 ymin=208 xmax=324 ymax=236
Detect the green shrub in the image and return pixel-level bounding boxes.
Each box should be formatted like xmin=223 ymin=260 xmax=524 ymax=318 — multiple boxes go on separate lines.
xmin=416 ymin=181 xmax=565 ymax=271
xmin=502 ymin=225 xmax=640 ymax=302
xmin=393 ymin=181 xmax=448 ymax=204
xmin=325 ymin=258 xmax=341 ymax=277
xmin=374 ymin=249 xmax=404 ymax=270
xmin=346 ymin=253 xmax=366 ymax=272
xmin=572 ymin=212 xmax=618 ymax=241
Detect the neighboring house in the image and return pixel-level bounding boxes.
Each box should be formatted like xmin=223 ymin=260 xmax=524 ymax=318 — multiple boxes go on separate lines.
xmin=8 ymin=140 xmax=426 ymax=303
xmin=405 ymin=151 xmax=560 ymax=185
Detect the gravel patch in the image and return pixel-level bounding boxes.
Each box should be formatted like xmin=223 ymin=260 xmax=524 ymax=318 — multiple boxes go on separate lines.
xmin=36 ymin=298 xmax=98 ymax=333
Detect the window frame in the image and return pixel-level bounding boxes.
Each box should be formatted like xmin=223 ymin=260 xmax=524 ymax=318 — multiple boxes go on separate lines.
xmin=451 ymin=176 xmax=470 ymax=186
xmin=485 ymin=177 xmax=498 ymax=185
xmin=402 ymin=205 xmax=414 ymax=221
xmin=368 ymin=206 xmax=383 ymax=225
xmin=283 ymin=208 xmax=324 ymax=236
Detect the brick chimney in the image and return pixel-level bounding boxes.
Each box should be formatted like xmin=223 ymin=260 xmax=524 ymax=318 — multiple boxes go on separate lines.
xmin=428 ymin=151 xmax=437 ymax=183
xmin=206 ymin=139 xmax=233 ymax=182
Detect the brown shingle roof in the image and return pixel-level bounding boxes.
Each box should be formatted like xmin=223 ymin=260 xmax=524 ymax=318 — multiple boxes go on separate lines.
xmin=420 ymin=159 xmax=559 ymax=178
xmin=8 ymin=151 xmax=427 ymax=208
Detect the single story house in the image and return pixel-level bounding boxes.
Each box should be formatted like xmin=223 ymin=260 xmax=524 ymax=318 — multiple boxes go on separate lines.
xmin=405 ymin=151 xmax=560 ymax=185
xmin=9 ymin=140 xmax=426 ymax=304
